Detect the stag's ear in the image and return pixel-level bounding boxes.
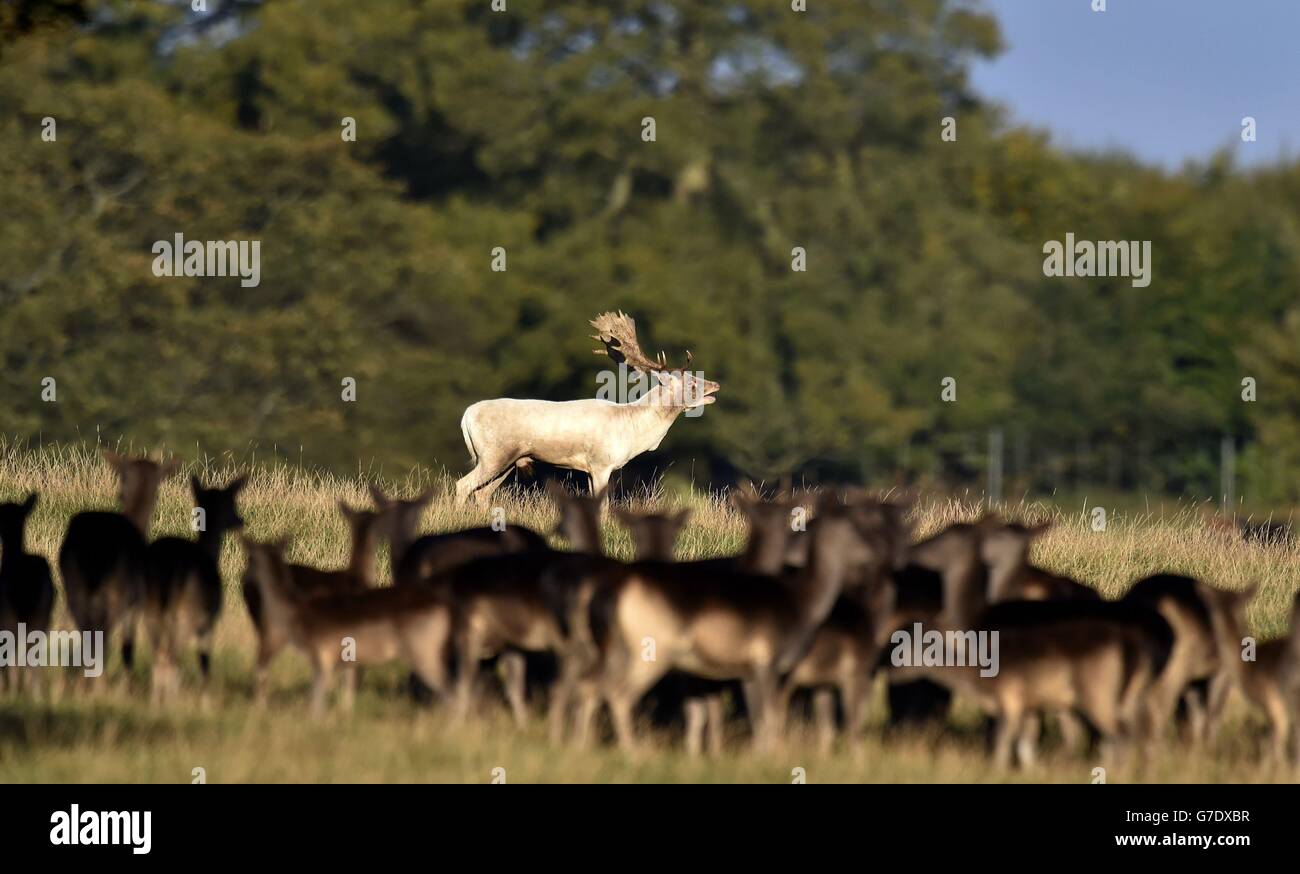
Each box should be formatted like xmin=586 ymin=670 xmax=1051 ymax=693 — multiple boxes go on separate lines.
xmin=368 ymin=484 xmax=389 ymax=507
xmin=21 ymin=492 xmax=38 ymax=514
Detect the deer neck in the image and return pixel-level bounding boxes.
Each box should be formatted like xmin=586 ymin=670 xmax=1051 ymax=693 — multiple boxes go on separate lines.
xmin=0 ymin=523 xmax=25 ymax=568
xmin=625 ymin=386 xmax=684 ymax=448
xmin=389 ymin=523 xmax=418 ymax=579
xmin=122 ymin=491 xmax=160 ymax=536
xmin=196 ymin=523 xmax=228 ymax=563
xmin=940 ymin=553 xmax=988 ymax=628
xmin=347 ymin=527 xmax=378 ymax=586
xmin=791 ymin=524 xmax=851 ymax=627
xmin=741 ymin=527 xmax=791 ymax=575
xmin=985 ymin=557 xmax=1022 ymax=602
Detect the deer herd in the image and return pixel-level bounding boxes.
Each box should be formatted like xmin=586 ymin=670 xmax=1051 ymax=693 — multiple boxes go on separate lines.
xmin=0 ymin=312 xmax=1297 ymax=774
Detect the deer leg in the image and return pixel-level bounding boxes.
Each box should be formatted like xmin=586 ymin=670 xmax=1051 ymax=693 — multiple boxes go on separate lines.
xmin=706 ymin=695 xmax=726 ymax=755
xmin=684 ymin=698 xmax=707 ymax=756
xmin=1204 ymin=669 xmax=1233 ymax=746
xmin=1262 ymin=686 xmax=1290 ymax=764
xmin=456 ymin=452 xmax=514 ymax=506
xmin=813 ymin=688 xmax=837 ymax=753
xmin=992 ymin=706 xmax=1025 ymax=769
xmin=607 ymin=657 xmax=668 ymax=752
xmin=340 ymin=664 xmax=359 ymax=714
xmin=589 ymin=467 xmax=613 ymax=500
xmin=310 ymin=656 xmax=334 ymax=719
xmin=500 ymin=651 xmax=528 ymax=727
xmin=1016 ymin=712 xmax=1042 ymax=769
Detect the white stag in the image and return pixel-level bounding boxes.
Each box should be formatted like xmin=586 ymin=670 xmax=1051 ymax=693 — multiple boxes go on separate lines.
xmin=455 ymin=311 xmax=719 ymax=505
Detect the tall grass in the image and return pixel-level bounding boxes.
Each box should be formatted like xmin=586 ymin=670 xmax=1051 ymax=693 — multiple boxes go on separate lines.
xmin=1 ymin=439 xmax=1297 ymax=782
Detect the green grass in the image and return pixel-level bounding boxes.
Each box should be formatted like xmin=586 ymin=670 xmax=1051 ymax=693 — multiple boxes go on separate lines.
xmin=1 ymin=439 xmax=1298 ymax=782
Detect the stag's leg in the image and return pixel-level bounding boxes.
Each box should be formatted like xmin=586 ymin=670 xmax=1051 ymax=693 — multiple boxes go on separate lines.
xmin=589 ymin=467 xmax=614 ymax=500
xmin=456 ymin=451 xmax=515 ymax=506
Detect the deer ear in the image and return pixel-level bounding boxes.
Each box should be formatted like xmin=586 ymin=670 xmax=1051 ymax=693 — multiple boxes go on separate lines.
xmin=100 ymin=448 xmax=128 ymax=471
xmin=159 ymin=457 xmax=181 ymax=478
xmin=612 ymin=507 xmax=636 ymax=526
xmin=22 ymin=492 xmax=38 ymax=514
xmin=1239 ymin=580 xmax=1259 ymax=602
xmin=673 ymin=508 xmax=692 ymax=527
xmin=227 ymin=474 xmax=249 ymax=495
xmin=368 ymin=484 xmax=389 ymax=507
xmin=337 ymin=500 xmax=356 ymax=519
xmin=191 ymin=474 xmax=203 ymax=494
xmin=415 ymin=486 xmax=436 ymax=506
xmin=1028 ymin=520 xmax=1053 ymax=537
xmin=545 ymin=481 xmax=568 ymax=503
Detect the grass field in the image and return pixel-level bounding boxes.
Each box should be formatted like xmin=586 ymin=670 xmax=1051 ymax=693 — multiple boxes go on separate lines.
xmin=1 ymin=440 xmax=1298 ymax=783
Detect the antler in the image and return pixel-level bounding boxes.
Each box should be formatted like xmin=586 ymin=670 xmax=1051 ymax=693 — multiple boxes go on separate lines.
xmin=591 ymin=311 xmax=669 ymax=372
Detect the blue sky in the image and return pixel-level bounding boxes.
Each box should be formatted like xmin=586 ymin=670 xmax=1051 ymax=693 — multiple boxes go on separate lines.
xmin=969 ymin=0 xmax=1299 ymax=168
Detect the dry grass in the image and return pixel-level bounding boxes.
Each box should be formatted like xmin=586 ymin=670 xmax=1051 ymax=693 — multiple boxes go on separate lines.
xmin=1 ymin=439 xmax=1297 ymax=783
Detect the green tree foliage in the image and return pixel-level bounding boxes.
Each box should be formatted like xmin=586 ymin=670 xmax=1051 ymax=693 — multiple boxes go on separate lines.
xmin=2 ymin=1 xmax=1298 ymax=501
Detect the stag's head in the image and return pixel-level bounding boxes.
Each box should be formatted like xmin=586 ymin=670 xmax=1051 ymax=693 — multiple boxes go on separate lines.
xmin=591 ymin=311 xmax=719 ymax=410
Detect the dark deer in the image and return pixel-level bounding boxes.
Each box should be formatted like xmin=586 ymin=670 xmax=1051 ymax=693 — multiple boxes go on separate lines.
xmin=371 ymin=485 xmax=550 ymax=589
xmin=1240 ymin=591 xmax=1300 ymax=763
xmin=591 ymin=498 xmax=881 ymax=751
xmin=241 ymin=537 xmax=453 ymax=717
xmin=59 ymin=450 xmax=179 ymax=677
xmin=1123 ymin=573 xmax=1257 ymax=749
xmin=901 ymin=521 xmax=1174 ymax=767
xmin=142 ymin=475 xmax=246 ymax=705
xmin=0 ymin=494 xmax=55 ymax=694
xmin=241 ymin=502 xmax=381 ymax=702
xmin=978 ymin=517 xmax=1099 ymax=602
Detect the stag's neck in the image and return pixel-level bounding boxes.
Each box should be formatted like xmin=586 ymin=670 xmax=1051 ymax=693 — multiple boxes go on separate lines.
xmin=618 ymin=387 xmax=684 ymax=450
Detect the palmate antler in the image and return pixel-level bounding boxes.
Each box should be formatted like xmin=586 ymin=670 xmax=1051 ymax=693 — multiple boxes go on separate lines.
xmin=590 ymin=310 xmax=677 ymax=372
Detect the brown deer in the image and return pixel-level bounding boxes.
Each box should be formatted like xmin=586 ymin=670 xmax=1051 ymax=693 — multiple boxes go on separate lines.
xmin=900 ymin=520 xmax=1175 ymax=767
xmin=1123 ymin=573 xmax=1257 ymax=749
xmin=1240 ymin=590 xmax=1300 ymax=763
xmin=59 ymin=450 xmax=179 ymax=676
xmin=435 ymin=486 xmax=613 ymax=729
xmin=240 ymin=537 xmax=453 ymax=717
xmin=978 ymin=517 xmax=1100 ymax=602
xmin=0 ymin=494 xmax=55 ymax=694
xmin=455 ymin=311 xmax=718 ymax=504
xmin=607 ymin=493 xmax=803 ymax=754
xmin=142 ymin=475 xmax=246 ymax=705
xmin=241 ymin=502 xmax=381 ymax=702
xmin=776 ymin=499 xmax=910 ymax=750
xmin=590 ymin=497 xmax=881 ymax=751
xmin=371 ymin=485 xmax=550 ymax=588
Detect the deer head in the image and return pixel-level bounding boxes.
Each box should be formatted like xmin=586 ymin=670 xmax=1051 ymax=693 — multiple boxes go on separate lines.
xmin=590 ymin=311 xmax=719 ymax=410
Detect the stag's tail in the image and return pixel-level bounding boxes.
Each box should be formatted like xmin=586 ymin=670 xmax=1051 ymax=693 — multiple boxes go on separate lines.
xmin=460 ymin=406 xmax=479 ymax=465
